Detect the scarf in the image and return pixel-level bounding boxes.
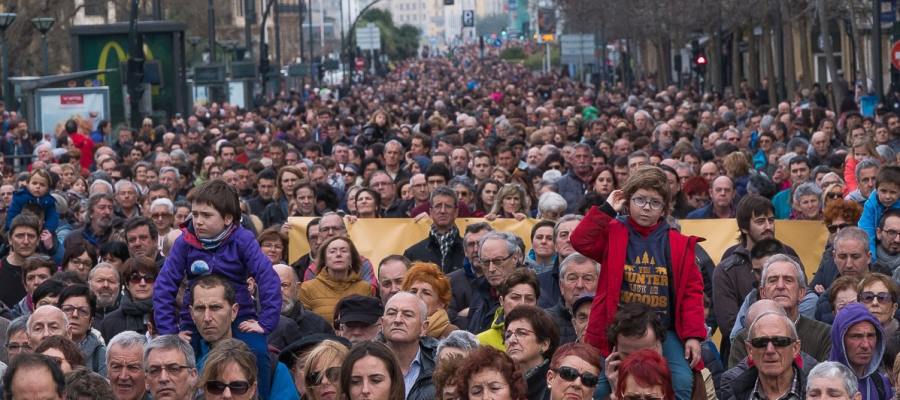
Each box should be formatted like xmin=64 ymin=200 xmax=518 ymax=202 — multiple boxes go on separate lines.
xmin=426 ymin=309 xmax=451 ymax=338
xmin=524 ymin=359 xmax=549 ymax=379
xmin=429 ymin=225 xmax=459 ymax=263
xmin=877 ymin=246 xmax=900 ymax=282
xmin=120 ymin=294 xmax=154 ymax=332
xmin=197 ymin=223 xmax=236 ymax=250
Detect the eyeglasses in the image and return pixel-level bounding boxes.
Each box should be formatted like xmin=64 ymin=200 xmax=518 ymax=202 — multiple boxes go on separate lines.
xmin=555 ymin=366 xmax=599 ymax=387
xmin=305 ymin=366 xmax=341 ymax=387
xmin=5 ymin=343 xmax=31 ymax=353
xmin=261 ymin=243 xmax=284 ymax=251
xmin=61 ymin=305 xmax=91 ymax=317
xmin=68 ymin=259 xmax=93 ymax=268
xmin=860 ymin=291 xmax=895 ymax=305
xmin=549 ymin=165 xmax=563 ymax=171
xmin=147 ymin=364 xmax=190 ymax=377
xmin=826 ymin=192 xmax=843 ymax=200
xmin=748 ymin=336 xmax=797 ymax=349
xmin=129 ymin=274 xmax=156 ymax=284
xmin=503 ymin=327 xmax=536 ymax=342
xmin=343 ymin=170 xmax=356 ymax=177
xmin=319 ymin=226 xmax=345 ymax=234
xmin=151 ymin=212 xmax=173 ymax=219
xmin=432 ymin=203 xmax=456 ymax=211
xmin=881 ymin=229 xmax=900 ymax=240
xmin=371 ymin=181 xmax=393 ymax=188
xmin=631 ymin=196 xmax=665 ymax=211
xmin=205 ymin=380 xmax=251 ymax=395
xmin=479 ymin=252 xmax=515 ymax=267
xmin=827 ymin=223 xmax=853 ymax=234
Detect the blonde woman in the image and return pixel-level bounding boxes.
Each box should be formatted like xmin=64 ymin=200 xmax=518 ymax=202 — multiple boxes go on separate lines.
xmin=486 ymin=184 xmax=530 ymax=221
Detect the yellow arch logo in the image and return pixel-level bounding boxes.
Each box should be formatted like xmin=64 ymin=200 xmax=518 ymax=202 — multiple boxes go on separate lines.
xmin=96 ymin=41 xmax=156 ymax=85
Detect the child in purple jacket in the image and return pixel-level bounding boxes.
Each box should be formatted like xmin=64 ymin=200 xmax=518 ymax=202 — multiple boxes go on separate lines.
xmin=153 ymin=179 xmax=281 ymax=399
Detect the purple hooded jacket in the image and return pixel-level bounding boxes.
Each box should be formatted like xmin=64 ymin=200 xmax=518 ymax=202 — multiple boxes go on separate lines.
xmin=153 ymin=221 xmax=282 ymax=335
xmin=829 ymin=302 xmax=893 ymax=400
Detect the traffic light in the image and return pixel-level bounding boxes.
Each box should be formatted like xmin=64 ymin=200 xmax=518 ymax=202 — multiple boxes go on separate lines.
xmin=694 ymin=53 xmax=707 ymax=75
xmin=501 ymin=30 xmax=506 ymax=36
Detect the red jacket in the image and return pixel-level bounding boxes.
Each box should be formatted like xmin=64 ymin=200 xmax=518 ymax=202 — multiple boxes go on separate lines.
xmin=70 ymin=133 xmax=95 ymax=170
xmin=571 ymin=205 xmax=707 ymax=365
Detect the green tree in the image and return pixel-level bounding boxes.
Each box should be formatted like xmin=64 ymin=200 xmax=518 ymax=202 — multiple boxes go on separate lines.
xmin=352 ymin=9 xmax=421 ymax=61
xmin=394 ymin=25 xmax=422 ymax=60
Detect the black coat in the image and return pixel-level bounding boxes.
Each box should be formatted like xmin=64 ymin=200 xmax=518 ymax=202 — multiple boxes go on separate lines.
xmin=467 ymin=277 xmax=500 ymax=333
xmin=544 ymin=300 xmax=575 ymax=345
xmin=536 ymin=257 xmax=562 ymax=309
xmin=447 ymin=266 xmax=475 ymax=328
xmin=402 ymin=233 xmax=466 ymax=274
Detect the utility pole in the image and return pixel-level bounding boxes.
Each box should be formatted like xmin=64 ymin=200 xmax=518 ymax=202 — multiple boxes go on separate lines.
xmin=152 ymin=0 xmax=162 ymax=20
xmin=208 ymin=0 xmax=216 ymax=62
xmin=127 ymin=0 xmax=145 ymax=130
xmin=873 ymin=0 xmax=884 ymax=102
xmin=308 ymin=0 xmax=315 ymax=83
xmin=245 ymin=0 xmax=254 ymax=61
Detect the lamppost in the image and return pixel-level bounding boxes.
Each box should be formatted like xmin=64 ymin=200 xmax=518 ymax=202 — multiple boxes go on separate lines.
xmin=0 ymin=13 xmax=16 ymax=108
xmin=31 ymin=18 xmax=55 ymax=76
xmin=187 ymin=36 xmax=202 ymax=66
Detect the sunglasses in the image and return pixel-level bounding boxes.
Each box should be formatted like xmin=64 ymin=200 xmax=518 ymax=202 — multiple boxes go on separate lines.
xmin=555 ymin=366 xmax=599 ymax=387
xmin=305 ymin=366 xmax=340 ymax=387
xmin=749 ymin=336 xmax=796 ymax=349
xmin=205 ymin=380 xmax=251 ymax=395
xmin=129 ymin=274 xmax=156 ymax=284
xmin=826 ymin=192 xmax=843 ymax=200
xmin=860 ymin=291 xmax=894 ymax=305
xmin=827 ymin=223 xmax=853 ymax=234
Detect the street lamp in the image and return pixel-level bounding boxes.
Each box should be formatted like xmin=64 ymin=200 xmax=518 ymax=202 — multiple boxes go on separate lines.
xmin=31 ymin=17 xmax=55 ymax=76
xmin=0 ymin=13 xmax=16 ymax=108
xmin=187 ymin=36 xmax=202 ymax=66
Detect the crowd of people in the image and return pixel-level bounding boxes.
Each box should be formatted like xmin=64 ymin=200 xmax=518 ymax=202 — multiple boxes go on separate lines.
xmin=0 ymin=43 xmax=894 ymax=400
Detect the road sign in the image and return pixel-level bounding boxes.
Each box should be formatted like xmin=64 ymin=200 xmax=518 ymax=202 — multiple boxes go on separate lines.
xmin=493 ymin=38 xmax=502 ymax=48
xmin=231 ymin=61 xmax=256 ymax=79
xmin=355 ymin=58 xmax=365 ymax=70
xmin=356 ymin=23 xmax=381 ymax=51
xmin=892 ymin=40 xmax=900 ymax=70
xmin=194 ymin=64 xmax=226 ymax=84
xmin=462 ymin=10 xmax=475 ymax=27
xmin=560 ymin=34 xmax=595 ymax=64
xmin=287 ymin=64 xmax=308 ymax=77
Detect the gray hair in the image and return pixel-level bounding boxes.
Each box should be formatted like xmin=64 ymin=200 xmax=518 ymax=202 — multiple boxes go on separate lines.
xmin=90 ymin=179 xmax=114 ymax=195
xmin=88 ymin=263 xmax=121 ymax=284
xmin=385 ymin=292 xmax=427 ymax=322
xmin=151 ymin=198 xmax=175 ymax=214
xmin=449 ymin=176 xmax=476 ymax=195
xmin=877 ymin=145 xmax=896 ymax=165
xmin=634 ymin=110 xmax=652 ymax=122
xmin=159 ymin=166 xmax=180 ymax=181
xmin=430 ymin=185 xmax=459 ymax=205
xmin=748 ymin=311 xmax=798 ymax=340
xmin=628 ymin=151 xmax=650 ymax=163
xmin=792 ymin=182 xmax=822 ymax=203
xmin=819 ymin=172 xmax=844 ymax=186
xmin=674 ymin=162 xmax=694 ymax=175
xmin=436 ymin=330 xmax=480 ymax=356
xmin=760 ymin=253 xmax=808 ymax=289
xmin=114 ymin=179 xmax=137 ymax=193
xmin=88 ymin=171 xmax=112 ymax=186
xmin=541 ymin=169 xmax=562 ymax=183
xmin=108 ymin=331 xmax=148 ymax=352
xmin=170 ymin=149 xmax=188 ymax=164
xmin=833 ymin=227 xmax=870 ymax=250
xmin=86 ymin=192 xmax=115 ymax=218
xmin=778 ymin=152 xmax=796 ymax=168
xmin=806 ymin=362 xmax=860 ymax=398
xmin=478 ymin=231 xmax=522 ymax=259
xmin=143 ymin=334 xmax=197 ymax=371
xmin=760 ymin=115 xmax=775 ymax=131
xmin=554 ymin=214 xmax=584 ymax=240
xmin=7 ymin=315 xmax=28 ymax=338
xmin=537 ymin=181 xmax=559 ymax=193
xmin=385 ymin=140 xmax=403 ymax=151
xmin=559 ymin=252 xmax=600 ymax=278
xmin=26 ymin=306 xmax=70 ymax=336
xmin=855 ymin=159 xmax=881 ymax=180
xmin=786 ymin=137 xmax=809 ymax=151
xmin=537 ymin=192 xmax=567 ymax=218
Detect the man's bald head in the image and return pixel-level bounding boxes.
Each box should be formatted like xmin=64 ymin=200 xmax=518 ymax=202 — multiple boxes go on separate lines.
xmin=745 ymin=299 xmax=786 ymax=329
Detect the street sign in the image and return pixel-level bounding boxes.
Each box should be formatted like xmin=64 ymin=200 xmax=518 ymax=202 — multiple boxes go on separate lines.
xmin=560 ymin=34 xmax=595 ymax=64
xmin=194 ymin=64 xmax=226 ymax=84
xmin=355 ymin=58 xmax=365 ymax=70
xmin=493 ymin=38 xmax=502 ymax=48
xmin=288 ymin=64 xmax=308 ymax=77
xmin=356 ymin=23 xmax=381 ymax=51
xmin=892 ymin=40 xmax=900 ymax=70
xmin=231 ymin=61 xmax=256 ymax=79
xmin=462 ymin=10 xmax=475 ymax=27
xmin=323 ymin=59 xmax=340 ymax=71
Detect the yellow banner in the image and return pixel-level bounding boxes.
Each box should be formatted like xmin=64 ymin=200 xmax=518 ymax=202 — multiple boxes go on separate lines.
xmin=289 ymin=217 xmax=829 ymax=281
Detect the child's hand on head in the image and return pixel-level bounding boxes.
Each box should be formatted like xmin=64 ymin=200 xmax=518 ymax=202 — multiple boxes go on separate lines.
xmin=607 ymin=190 xmax=627 ymax=213
xmin=40 ymin=229 xmax=52 ymax=247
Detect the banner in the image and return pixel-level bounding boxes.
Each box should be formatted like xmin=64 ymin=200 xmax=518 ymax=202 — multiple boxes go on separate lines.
xmin=289 ymin=217 xmax=830 ymax=282
xmin=34 ymin=87 xmax=110 ymax=138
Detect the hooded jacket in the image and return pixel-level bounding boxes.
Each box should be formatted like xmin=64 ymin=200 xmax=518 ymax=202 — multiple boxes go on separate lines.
xmin=5 ymin=187 xmax=59 ymax=233
xmin=296 ymin=266 xmax=375 ymax=322
xmin=82 ymin=331 xmax=107 ymax=376
xmin=154 ymin=220 xmax=282 ymax=335
xmin=571 ymin=204 xmax=706 ymax=363
xmin=830 ymin=303 xmax=893 ymax=400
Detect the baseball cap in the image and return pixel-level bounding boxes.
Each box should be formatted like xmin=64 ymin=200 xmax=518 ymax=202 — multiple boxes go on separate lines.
xmin=278 ymin=334 xmax=350 ymax=370
xmin=337 ymin=295 xmax=384 ymax=325
xmin=572 ymin=293 xmax=595 ymax=312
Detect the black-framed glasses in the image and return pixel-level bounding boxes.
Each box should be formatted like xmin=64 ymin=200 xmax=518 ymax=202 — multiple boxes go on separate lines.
xmin=555 ymin=366 xmax=599 ymax=387
xmin=129 ymin=274 xmax=156 ymax=284
xmin=631 ymin=196 xmax=665 ymax=211
xmin=305 ymin=366 xmax=340 ymax=387
xmin=826 ymin=192 xmax=843 ymax=200
xmin=827 ymin=223 xmax=853 ymax=234
xmin=5 ymin=343 xmax=31 ymax=353
xmin=860 ymin=291 xmax=895 ymax=305
xmin=881 ymin=228 xmax=900 ymax=241
xmin=479 ymin=252 xmax=515 ymax=267
xmin=147 ymin=364 xmax=190 ymax=377
xmin=60 ymin=305 xmax=90 ymax=317
xmin=205 ymin=380 xmax=251 ymax=395
xmin=749 ymin=336 xmax=796 ymax=349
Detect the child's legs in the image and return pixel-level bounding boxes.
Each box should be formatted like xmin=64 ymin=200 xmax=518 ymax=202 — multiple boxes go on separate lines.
xmin=183 ymin=324 xmax=201 ymax=358
xmin=662 ymin=330 xmax=693 ymax=400
xmin=232 ymin=320 xmax=271 ymax=400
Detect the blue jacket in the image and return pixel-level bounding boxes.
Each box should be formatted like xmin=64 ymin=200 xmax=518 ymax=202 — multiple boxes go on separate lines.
xmin=154 ymin=220 xmax=282 ymax=335
xmin=860 ymin=191 xmax=900 ymax=261
xmin=830 ymin=303 xmax=893 ymax=400
xmin=556 ymin=172 xmax=587 ymax=214
xmin=5 ymin=188 xmax=59 ymax=233
xmin=772 ymin=188 xmax=792 ymax=220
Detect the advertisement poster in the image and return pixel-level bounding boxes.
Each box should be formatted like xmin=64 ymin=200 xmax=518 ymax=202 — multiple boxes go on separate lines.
xmin=34 ymin=87 xmax=110 ymax=137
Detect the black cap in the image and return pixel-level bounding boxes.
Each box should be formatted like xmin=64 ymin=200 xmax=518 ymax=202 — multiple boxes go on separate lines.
xmin=279 ymin=334 xmax=350 ymax=369
xmin=509 ymin=138 xmax=527 ymax=148
xmin=572 ymin=293 xmax=595 ymax=312
xmin=337 ymin=296 xmax=384 ymax=325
